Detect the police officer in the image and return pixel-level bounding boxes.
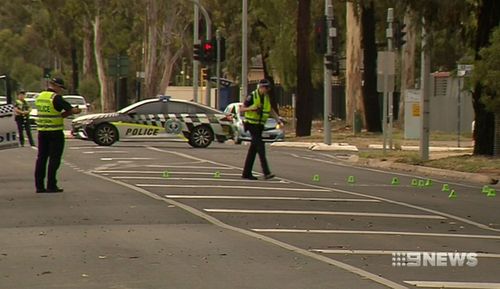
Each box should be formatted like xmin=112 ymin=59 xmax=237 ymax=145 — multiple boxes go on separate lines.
xmin=35 ymin=78 xmax=81 ymax=193
xmin=14 ymin=91 xmax=35 ymax=147
xmin=240 ymin=79 xmax=283 ymax=180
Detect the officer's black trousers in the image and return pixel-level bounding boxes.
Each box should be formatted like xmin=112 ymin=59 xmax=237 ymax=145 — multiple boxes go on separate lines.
xmin=35 ymin=130 xmax=65 ymax=190
xmin=15 ymin=117 xmax=34 ymax=146
xmin=242 ymin=123 xmax=271 ymax=177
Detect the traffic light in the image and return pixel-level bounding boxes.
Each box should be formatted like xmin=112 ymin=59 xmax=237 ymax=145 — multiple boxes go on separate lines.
xmin=201 ymin=68 xmax=208 ymax=80
xmin=202 ymin=39 xmax=215 ymax=63
xmin=325 ymin=54 xmax=339 ymax=76
xmin=314 ymin=16 xmax=327 ymax=54
xmin=193 ymin=43 xmax=204 ymax=62
xmin=393 ymin=21 xmax=407 ymax=49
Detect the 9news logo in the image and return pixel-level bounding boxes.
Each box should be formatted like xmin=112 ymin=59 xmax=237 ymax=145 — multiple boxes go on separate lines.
xmin=392 ymin=252 xmax=478 ymax=267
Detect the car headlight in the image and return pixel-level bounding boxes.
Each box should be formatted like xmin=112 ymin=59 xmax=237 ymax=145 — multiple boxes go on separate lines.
xmin=276 ymin=123 xmax=282 ymax=130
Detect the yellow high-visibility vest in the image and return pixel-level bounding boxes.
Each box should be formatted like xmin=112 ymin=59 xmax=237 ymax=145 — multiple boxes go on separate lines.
xmin=36 ymin=91 xmax=64 ymax=131
xmin=244 ymin=90 xmax=270 ymax=125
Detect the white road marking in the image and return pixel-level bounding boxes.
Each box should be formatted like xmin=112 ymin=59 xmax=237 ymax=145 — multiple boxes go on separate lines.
xmin=88 ymin=169 xmax=408 ymax=289
xmin=112 ymin=176 xmax=281 ymax=182
xmin=94 ymin=170 xmax=245 ymax=176
xmin=204 ymin=209 xmax=445 ymax=219
xmin=310 ymin=249 xmax=500 ymax=258
xmin=165 ymin=195 xmax=381 ymax=202
xmin=251 ymin=229 xmax=500 ymax=240
xmin=146 ymin=164 xmax=234 ymax=169
xmin=136 ymin=184 xmax=329 ymax=192
xmin=101 ymin=157 xmax=152 ymax=161
xmin=69 ymin=146 xmax=111 ymax=149
xmin=83 ymin=151 xmax=127 ymax=154
xmin=403 ymin=281 xmax=500 ymax=288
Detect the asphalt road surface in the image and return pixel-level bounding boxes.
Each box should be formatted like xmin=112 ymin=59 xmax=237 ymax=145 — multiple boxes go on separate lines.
xmin=1 ymin=137 xmax=499 ymax=289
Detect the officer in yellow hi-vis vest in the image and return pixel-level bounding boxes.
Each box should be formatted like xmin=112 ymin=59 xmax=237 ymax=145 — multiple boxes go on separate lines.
xmin=240 ymin=79 xmax=283 ymax=180
xmin=34 ymin=78 xmax=81 ymax=193
xmin=14 ymin=91 xmax=35 ymax=147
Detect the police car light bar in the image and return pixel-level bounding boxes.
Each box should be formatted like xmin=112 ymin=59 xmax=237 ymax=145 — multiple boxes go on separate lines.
xmin=158 ymin=95 xmax=172 ymax=102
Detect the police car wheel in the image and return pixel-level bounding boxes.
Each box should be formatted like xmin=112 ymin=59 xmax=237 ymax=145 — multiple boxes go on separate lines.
xmin=93 ymin=123 xmax=118 ymax=146
xmin=189 ymin=125 xmax=214 ymax=148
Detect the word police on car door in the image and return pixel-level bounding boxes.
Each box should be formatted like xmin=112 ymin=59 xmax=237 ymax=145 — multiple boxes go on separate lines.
xmin=0 ymin=104 xmax=18 ymax=150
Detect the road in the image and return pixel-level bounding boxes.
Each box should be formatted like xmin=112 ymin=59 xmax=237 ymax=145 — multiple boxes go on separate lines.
xmin=1 ymin=137 xmax=499 ymax=289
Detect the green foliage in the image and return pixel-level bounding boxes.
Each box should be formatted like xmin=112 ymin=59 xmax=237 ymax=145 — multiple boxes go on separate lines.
xmin=474 ymin=26 xmax=500 ymax=113
xmin=79 ymin=77 xmax=100 ymax=104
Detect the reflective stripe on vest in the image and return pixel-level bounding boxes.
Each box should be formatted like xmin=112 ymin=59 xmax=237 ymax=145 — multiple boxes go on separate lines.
xmin=244 ymin=90 xmax=271 ymax=125
xmin=36 ymin=91 xmax=64 ymax=131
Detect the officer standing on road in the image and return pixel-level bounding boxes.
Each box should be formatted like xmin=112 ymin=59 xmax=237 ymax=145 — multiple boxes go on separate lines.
xmin=14 ymin=91 xmax=35 ymax=147
xmin=240 ymin=79 xmax=283 ymax=180
xmin=34 ymin=78 xmax=81 ymax=193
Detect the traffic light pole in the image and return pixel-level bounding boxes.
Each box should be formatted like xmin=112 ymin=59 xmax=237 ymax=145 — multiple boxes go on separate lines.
xmin=386 ymin=8 xmax=394 ymax=151
xmin=323 ymin=0 xmax=333 ymax=145
xmin=191 ymin=0 xmax=212 ymax=104
xmin=193 ymin=2 xmax=200 ymax=103
xmin=216 ymin=29 xmax=221 ymax=108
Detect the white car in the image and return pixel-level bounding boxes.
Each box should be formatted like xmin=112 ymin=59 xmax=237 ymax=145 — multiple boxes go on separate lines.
xmin=224 ymin=102 xmax=284 ymax=144
xmin=63 ymin=95 xmax=90 ymax=116
xmin=25 ymin=92 xmax=39 ymax=99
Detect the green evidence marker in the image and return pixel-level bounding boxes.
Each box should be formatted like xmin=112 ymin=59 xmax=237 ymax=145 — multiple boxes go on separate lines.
xmin=162 ymin=170 xmax=170 ymax=178
xmin=313 ymin=174 xmax=320 ymax=182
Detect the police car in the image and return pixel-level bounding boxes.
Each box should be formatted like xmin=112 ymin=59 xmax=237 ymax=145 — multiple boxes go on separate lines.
xmin=0 ymin=76 xmax=17 ymax=150
xmin=71 ymin=96 xmax=234 ymax=148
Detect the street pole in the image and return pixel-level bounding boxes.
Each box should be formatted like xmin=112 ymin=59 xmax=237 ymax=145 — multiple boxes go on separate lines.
xmin=216 ymin=29 xmax=221 ymax=109
xmin=420 ymin=17 xmax=430 ymax=161
xmin=387 ymin=9 xmax=394 ymax=150
xmin=457 ymin=76 xmax=462 ymax=147
xmin=323 ymin=0 xmax=333 ymax=145
xmin=193 ymin=1 xmax=199 ymax=103
xmin=382 ymin=9 xmax=394 ymax=154
xmin=241 ymin=0 xmax=248 ymax=102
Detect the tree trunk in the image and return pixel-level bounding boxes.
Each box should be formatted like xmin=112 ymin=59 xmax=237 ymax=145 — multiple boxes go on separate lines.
xmin=295 ymin=0 xmax=313 ymax=137
xmin=82 ymin=19 xmax=94 ymax=78
xmin=346 ymin=2 xmax=364 ymax=129
xmin=144 ymin=0 xmax=159 ymax=99
xmin=398 ymin=7 xmax=417 ymax=124
xmin=495 ymin=113 xmax=500 ymax=156
xmin=473 ymin=0 xmax=500 ymax=155
xmin=361 ymin=1 xmax=381 ymax=132
xmin=92 ymin=14 xmax=112 ymax=112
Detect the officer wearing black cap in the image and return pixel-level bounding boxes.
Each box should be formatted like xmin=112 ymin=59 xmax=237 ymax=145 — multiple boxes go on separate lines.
xmin=34 ymin=78 xmax=81 ymax=193
xmin=240 ymin=79 xmax=283 ymax=180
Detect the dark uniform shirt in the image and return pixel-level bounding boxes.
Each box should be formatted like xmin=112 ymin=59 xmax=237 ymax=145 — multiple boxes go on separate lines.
xmin=47 ymin=88 xmax=73 ymax=112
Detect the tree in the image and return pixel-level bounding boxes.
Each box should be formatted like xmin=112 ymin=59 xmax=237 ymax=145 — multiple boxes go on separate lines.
xmin=345 ymin=1 xmax=364 ymax=129
xmin=295 ymin=0 xmax=313 ymax=136
xmin=474 ymin=26 xmax=500 ymax=155
xmin=472 ymin=0 xmax=500 ymax=155
xmin=361 ymin=1 xmax=381 ymax=132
